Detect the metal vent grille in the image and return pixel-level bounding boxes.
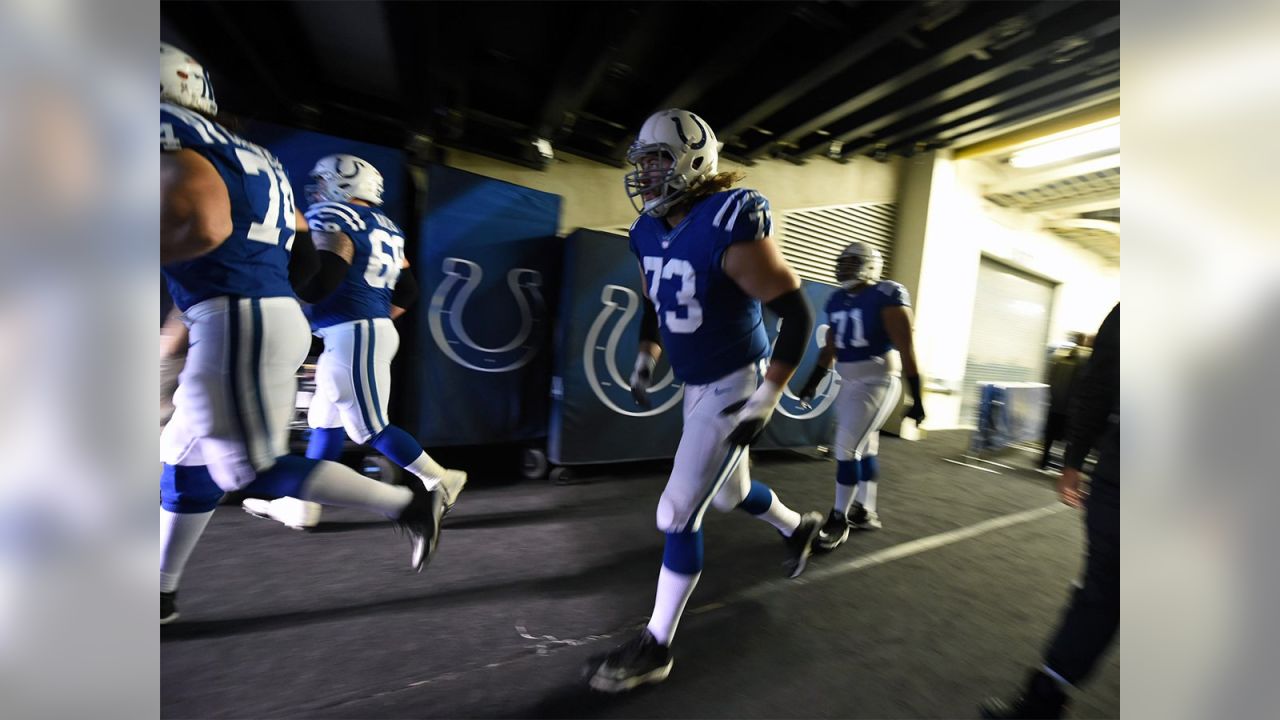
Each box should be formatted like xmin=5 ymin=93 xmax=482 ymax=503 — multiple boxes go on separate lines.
xmin=776 ymin=202 xmax=898 ymax=284
xmin=984 ymin=166 xmax=1119 ymax=213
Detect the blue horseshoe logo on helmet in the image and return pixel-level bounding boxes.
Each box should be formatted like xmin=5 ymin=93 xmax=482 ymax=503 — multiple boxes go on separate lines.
xmin=428 ymin=257 xmax=545 ymax=373
xmin=767 ymin=321 xmax=841 ymax=420
xmin=336 ymin=157 xmax=365 ymax=178
xmin=670 ymin=114 xmax=708 ymax=150
xmin=584 ymin=284 xmax=684 ymax=417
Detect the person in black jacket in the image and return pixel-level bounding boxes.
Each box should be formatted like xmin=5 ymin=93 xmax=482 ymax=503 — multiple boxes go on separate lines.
xmin=981 ymin=303 xmax=1120 ymax=719
xmin=1040 ymin=332 xmax=1088 ymax=470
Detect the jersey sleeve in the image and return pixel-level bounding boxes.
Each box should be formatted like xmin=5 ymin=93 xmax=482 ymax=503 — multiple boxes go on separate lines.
xmin=877 ymin=281 xmax=911 ymax=308
xmin=160 ymin=102 xmax=229 ymax=153
xmin=713 ymin=189 xmax=773 ymax=246
xmin=305 ymin=202 xmax=367 ymax=235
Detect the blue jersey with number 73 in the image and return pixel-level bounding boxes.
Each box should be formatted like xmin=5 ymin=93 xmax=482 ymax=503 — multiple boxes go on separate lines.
xmin=628 ymin=188 xmax=772 ymax=385
xmin=160 ymin=102 xmax=298 ymax=311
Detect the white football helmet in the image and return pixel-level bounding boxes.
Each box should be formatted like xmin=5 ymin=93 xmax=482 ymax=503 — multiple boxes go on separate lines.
xmin=307 ymin=154 xmax=385 ymax=206
xmin=160 ymin=43 xmax=217 ymax=116
xmin=835 ymin=241 xmax=884 ymax=290
xmin=625 ymin=109 xmax=719 ymax=217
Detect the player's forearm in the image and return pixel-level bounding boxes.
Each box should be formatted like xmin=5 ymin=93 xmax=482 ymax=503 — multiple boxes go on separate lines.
xmin=638 ymin=340 xmax=662 ymax=361
xmin=763 ymin=287 xmax=814 ymax=386
xmin=899 ymin=344 xmax=920 ymax=379
xmin=763 ymin=361 xmax=798 ymax=386
xmin=817 ymin=344 xmax=836 ymax=370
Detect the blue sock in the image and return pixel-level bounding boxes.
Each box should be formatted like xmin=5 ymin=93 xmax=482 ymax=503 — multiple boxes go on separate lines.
xmin=662 ymin=529 xmax=704 ymax=574
xmin=861 ymin=456 xmax=879 ymax=482
xmin=737 ymin=479 xmax=774 ymax=516
xmin=836 ymin=459 xmax=860 ymax=486
xmin=306 ymin=427 xmax=347 ymax=461
xmin=370 ymin=425 xmax=426 ymax=467
xmin=244 ymin=455 xmax=321 ymax=498
xmin=160 ymin=464 xmax=224 ymax=513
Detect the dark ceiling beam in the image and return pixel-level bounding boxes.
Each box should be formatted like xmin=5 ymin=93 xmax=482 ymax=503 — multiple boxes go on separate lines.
xmin=753 ymin=0 xmax=1079 ymax=160
xmin=654 ymin=4 xmax=797 ymax=113
xmin=205 ymin=2 xmax=292 ymax=105
xmin=898 ymin=77 xmax=1119 ymax=155
xmin=534 ymin=5 xmax=620 ymax=142
xmin=605 ymin=4 xmax=799 ymax=161
xmin=840 ymin=46 xmax=1118 ymax=158
xmin=384 ymin=1 xmax=441 ymax=134
xmin=794 ymin=16 xmax=1119 ymax=160
xmin=717 ymin=4 xmax=923 ymax=144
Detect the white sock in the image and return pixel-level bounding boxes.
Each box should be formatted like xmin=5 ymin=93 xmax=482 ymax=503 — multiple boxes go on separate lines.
xmin=405 ymin=451 xmax=449 ymax=489
xmin=862 ymin=480 xmax=879 ymax=513
xmin=160 ymin=508 xmax=214 ymax=593
xmin=753 ymin=490 xmax=802 ymax=536
xmin=299 ymin=460 xmax=413 ymax=518
xmin=834 ymin=483 xmax=856 ymax=516
xmin=646 ymin=565 xmax=700 ymax=646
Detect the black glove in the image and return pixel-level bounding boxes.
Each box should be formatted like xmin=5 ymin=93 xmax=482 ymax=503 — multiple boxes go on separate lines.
xmin=721 ymin=380 xmax=784 ymax=447
xmin=630 ymin=353 xmax=656 ymax=409
xmin=904 ymin=375 xmax=925 ymax=425
xmin=797 ymin=365 xmax=827 ymax=407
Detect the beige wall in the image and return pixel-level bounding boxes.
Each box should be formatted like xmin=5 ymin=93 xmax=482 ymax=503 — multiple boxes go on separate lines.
xmin=902 ymin=152 xmax=1120 ymax=428
xmin=441 ymin=148 xmax=899 ymax=235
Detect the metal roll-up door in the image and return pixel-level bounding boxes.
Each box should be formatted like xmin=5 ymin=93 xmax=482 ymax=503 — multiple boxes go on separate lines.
xmin=959 ymin=257 xmax=1056 ymax=426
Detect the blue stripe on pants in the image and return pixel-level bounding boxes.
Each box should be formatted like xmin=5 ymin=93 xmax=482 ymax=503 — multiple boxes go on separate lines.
xmin=682 ymin=443 xmax=746 ymax=533
xmin=365 ymin=320 xmax=386 ymax=429
xmin=352 ymin=322 xmax=376 ymax=436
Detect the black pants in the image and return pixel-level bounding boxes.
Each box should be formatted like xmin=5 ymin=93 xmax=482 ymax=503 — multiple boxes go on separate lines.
xmin=1043 ymin=474 xmax=1120 ymax=685
xmin=1040 ymin=412 xmax=1069 ymax=468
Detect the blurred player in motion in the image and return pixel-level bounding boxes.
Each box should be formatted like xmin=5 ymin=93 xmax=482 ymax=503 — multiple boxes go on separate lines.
xmin=798 ymin=242 xmax=925 ymax=549
xmin=159 ymin=44 xmax=445 ymax=624
xmin=587 ymin=109 xmax=822 ymax=692
xmin=242 ymin=154 xmax=466 ymax=530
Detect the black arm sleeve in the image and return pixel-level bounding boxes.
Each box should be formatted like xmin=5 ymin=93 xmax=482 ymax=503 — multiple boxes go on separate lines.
xmin=906 ymin=375 xmax=923 ymax=403
xmin=288 ymin=229 xmax=319 ymax=290
xmin=1063 ymin=304 xmax=1120 ymax=470
xmin=294 ymin=250 xmax=351 ymax=304
xmin=764 ymin=288 xmax=815 ymax=367
xmin=640 ymin=296 xmax=661 ymax=347
xmin=390 ymin=268 xmax=419 ymax=309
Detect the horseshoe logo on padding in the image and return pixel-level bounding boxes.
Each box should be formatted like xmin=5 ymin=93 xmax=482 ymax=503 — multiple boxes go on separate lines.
xmin=584 ymin=284 xmax=684 ymax=417
xmin=770 ymin=321 xmax=841 ymax=420
xmin=428 ymin=257 xmax=544 ymax=373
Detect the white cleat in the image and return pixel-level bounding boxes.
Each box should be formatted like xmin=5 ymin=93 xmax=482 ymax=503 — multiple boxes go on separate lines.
xmin=242 ymin=496 xmax=322 ymax=530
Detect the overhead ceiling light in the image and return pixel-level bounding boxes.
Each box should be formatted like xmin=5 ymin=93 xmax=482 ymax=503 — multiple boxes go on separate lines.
xmin=1008 ymin=119 xmax=1120 ymax=168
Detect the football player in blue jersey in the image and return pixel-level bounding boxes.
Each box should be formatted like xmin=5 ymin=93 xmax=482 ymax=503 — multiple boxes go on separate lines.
xmin=159 ymin=44 xmax=446 ymax=624
xmin=587 ymin=109 xmax=823 ymax=692
xmin=797 ymin=241 xmax=925 ymax=550
xmin=241 ymin=154 xmax=467 ymax=530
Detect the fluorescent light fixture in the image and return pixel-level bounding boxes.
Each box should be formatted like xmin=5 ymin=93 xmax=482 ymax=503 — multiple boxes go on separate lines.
xmin=1008 ymin=119 xmax=1120 ymax=168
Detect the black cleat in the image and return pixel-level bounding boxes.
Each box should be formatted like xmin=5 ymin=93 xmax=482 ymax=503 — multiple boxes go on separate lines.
xmin=396 ymin=484 xmax=445 ymax=572
xmin=815 ymin=509 xmax=851 ymax=552
xmin=161 ymin=591 xmax=178 ymax=625
xmin=979 ymin=670 xmax=1069 ymax=719
xmin=782 ymin=511 xmax=824 ymax=578
xmin=587 ymin=629 xmax=673 ymax=693
xmin=848 ymin=502 xmax=882 ymax=530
